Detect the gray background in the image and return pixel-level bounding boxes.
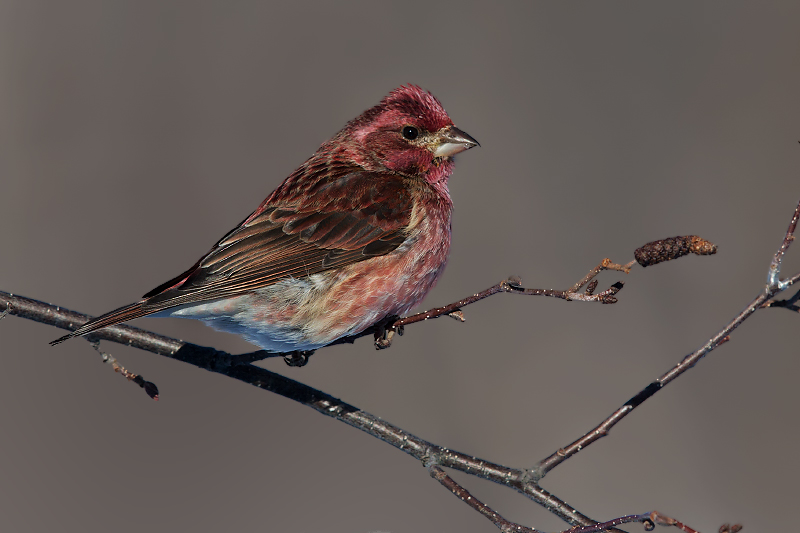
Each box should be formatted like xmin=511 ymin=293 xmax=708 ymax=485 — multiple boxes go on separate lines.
xmin=1 ymin=2 xmax=799 ymax=532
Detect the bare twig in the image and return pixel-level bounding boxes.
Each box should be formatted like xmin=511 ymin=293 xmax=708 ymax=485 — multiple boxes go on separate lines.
xmin=565 ymin=511 xmax=702 ymax=533
xmin=393 ymin=259 xmax=630 ymax=333
xmin=89 ymin=340 xmax=159 ymax=400
xmin=531 ymin=201 xmax=800 ymax=480
xmin=308 ymin=256 xmax=636 ymax=354
xmin=428 ymin=464 xmax=541 ymax=533
xmin=767 ymin=200 xmax=800 ymax=290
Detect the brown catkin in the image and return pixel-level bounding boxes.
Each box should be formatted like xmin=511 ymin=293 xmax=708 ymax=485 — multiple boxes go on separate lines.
xmin=634 ymin=236 xmax=717 ymax=267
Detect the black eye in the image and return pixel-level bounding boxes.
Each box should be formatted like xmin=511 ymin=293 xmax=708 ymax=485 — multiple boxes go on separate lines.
xmin=402 ymin=126 xmax=419 ymax=140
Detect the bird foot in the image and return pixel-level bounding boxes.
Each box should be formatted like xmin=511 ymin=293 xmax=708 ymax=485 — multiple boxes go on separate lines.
xmin=283 ymin=350 xmax=315 ymax=367
xmin=374 ymin=316 xmax=403 ymax=350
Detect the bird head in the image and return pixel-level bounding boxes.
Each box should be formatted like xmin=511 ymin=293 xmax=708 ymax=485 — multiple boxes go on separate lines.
xmin=341 ymin=85 xmax=479 ymax=184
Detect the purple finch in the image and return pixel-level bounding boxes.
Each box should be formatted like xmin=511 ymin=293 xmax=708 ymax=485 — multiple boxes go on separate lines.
xmin=51 ymin=85 xmax=478 ymax=352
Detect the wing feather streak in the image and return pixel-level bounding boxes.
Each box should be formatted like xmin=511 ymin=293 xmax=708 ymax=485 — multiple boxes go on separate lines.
xmin=141 ymin=169 xmax=415 ymax=311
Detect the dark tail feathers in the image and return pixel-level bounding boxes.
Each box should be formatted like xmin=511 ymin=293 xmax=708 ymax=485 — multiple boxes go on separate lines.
xmin=50 ymin=301 xmax=148 ymax=345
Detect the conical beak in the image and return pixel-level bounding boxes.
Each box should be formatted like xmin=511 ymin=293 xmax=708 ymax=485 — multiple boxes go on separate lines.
xmin=432 ymin=126 xmax=480 ymax=157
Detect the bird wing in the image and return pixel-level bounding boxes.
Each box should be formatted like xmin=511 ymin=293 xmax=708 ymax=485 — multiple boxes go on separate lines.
xmin=51 ymin=168 xmax=415 ymax=344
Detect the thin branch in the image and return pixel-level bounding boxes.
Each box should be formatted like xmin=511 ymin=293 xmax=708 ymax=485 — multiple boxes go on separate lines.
xmin=565 ymin=511 xmax=701 ymax=533
xmin=397 ymin=257 xmax=630 ymax=333
xmin=89 ymin=341 xmax=159 ymax=400
xmin=428 ymin=465 xmax=541 ymax=533
xmin=430 ymin=462 xmax=706 ymax=533
xmin=345 ymin=259 xmax=631 ymax=353
xmin=767 ymin=200 xmax=800 ymax=289
xmin=531 ymin=200 xmax=800 ymax=480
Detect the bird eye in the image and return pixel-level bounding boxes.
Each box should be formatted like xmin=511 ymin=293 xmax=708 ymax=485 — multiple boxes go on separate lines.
xmin=402 ymin=126 xmax=419 ymax=140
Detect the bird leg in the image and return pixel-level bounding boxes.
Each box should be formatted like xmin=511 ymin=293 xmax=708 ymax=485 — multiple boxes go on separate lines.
xmin=283 ymin=350 xmax=315 ymax=367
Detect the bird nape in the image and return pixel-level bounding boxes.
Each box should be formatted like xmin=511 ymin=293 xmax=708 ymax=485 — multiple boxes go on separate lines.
xmin=51 ymin=85 xmax=479 ymax=353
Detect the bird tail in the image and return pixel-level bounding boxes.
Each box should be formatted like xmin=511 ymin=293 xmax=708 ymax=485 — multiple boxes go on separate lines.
xmin=50 ymin=301 xmax=149 ymax=346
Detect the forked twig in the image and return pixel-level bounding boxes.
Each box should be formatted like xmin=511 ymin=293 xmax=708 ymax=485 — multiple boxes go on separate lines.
xmin=428 ymin=464 xmax=540 ymax=533
xmin=530 ymin=202 xmax=800 ymax=480
xmin=761 ymin=288 xmax=800 ymax=312
xmin=767 ymin=200 xmax=800 ymax=289
xmin=234 ymin=257 xmax=634 ymax=362
xmin=565 ymin=511 xmax=702 ymax=533
xmin=430 ymin=464 xmax=704 ymax=533
xmin=397 ymin=257 xmax=631 ymax=332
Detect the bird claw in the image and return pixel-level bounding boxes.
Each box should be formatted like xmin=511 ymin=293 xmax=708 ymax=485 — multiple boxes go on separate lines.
xmin=374 ymin=316 xmax=402 ymax=350
xmin=374 ymin=330 xmax=395 ymax=349
xmin=283 ymin=350 xmax=315 ymax=367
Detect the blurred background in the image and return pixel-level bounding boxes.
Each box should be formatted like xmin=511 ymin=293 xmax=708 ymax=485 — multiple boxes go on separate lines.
xmin=1 ymin=2 xmax=799 ymax=532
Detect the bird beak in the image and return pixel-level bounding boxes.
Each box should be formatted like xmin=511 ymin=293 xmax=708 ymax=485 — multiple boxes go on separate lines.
xmin=431 ymin=126 xmax=480 ymax=157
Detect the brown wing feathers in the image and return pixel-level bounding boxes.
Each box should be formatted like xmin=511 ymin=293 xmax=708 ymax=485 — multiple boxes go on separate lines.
xmin=50 ymin=170 xmax=415 ymax=345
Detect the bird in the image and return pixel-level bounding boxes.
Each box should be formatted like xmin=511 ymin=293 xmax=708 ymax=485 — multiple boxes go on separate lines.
xmin=51 ymin=85 xmax=478 ymax=355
